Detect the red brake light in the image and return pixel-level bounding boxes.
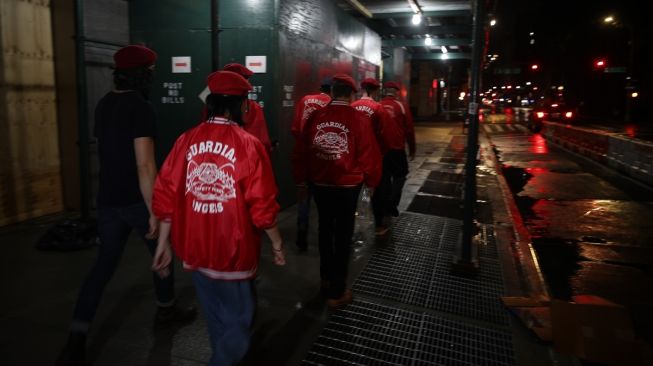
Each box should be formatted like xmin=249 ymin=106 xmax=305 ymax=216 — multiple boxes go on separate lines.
xmin=536 ymin=112 xmax=545 ymax=118
xmin=551 ymin=103 xmax=559 ymax=108
xmin=565 ymin=111 xmax=573 ymax=118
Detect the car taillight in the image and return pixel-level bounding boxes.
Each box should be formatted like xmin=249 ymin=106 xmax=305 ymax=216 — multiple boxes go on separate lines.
xmin=536 ymin=112 xmax=545 ymax=118
xmin=565 ymin=111 xmax=573 ymax=118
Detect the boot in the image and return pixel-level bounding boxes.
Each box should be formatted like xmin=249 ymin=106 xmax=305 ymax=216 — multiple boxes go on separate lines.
xmin=327 ymin=289 xmax=353 ymax=309
xmin=154 ymin=304 xmax=197 ymax=329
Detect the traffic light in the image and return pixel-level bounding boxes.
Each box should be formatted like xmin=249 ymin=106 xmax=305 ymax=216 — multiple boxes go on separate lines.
xmin=593 ymin=58 xmax=607 ymax=70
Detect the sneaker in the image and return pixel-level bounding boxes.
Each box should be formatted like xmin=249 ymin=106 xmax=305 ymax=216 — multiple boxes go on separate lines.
xmin=154 ymin=305 xmax=197 ymax=328
xmin=327 ymin=289 xmax=353 ymax=308
xmin=55 ymin=332 xmax=86 ymax=366
xmin=296 ymin=229 xmax=308 ymax=251
xmin=375 ymin=225 xmax=390 ymax=236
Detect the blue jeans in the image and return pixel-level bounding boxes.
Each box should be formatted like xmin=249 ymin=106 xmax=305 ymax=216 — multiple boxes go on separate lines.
xmin=71 ymin=202 xmax=175 ymax=332
xmin=192 ymin=272 xmax=255 ymax=366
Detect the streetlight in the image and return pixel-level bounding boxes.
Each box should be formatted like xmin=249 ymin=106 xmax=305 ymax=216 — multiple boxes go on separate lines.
xmin=602 ymin=14 xmax=635 ymax=122
xmin=490 ymin=18 xmax=497 ymax=27
xmin=412 ymin=13 xmax=422 ymax=25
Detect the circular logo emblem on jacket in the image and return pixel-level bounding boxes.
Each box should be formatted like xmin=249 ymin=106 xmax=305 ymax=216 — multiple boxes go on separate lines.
xmin=186 ymin=161 xmax=236 ymax=203
xmin=313 ymin=122 xmax=350 ymax=160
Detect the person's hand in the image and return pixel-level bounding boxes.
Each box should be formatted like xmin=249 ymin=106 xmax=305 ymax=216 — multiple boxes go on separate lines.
xmin=272 ymin=242 xmax=286 ymax=266
xmin=145 ymin=215 xmax=159 ymax=240
xmin=152 ymin=239 xmax=172 ymax=278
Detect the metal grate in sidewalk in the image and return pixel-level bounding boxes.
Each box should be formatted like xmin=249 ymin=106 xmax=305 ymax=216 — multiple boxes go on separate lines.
xmin=427 ymin=171 xmax=464 ymax=184
xmin=302 ymin=300 xmax=515 ymax=366
xmin=407 ymin=195 xmax=463 ymax=219
xmin=353 ymin=213 xmax=510 ymax=325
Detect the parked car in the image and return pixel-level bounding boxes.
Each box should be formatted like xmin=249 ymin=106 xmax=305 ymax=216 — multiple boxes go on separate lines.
xmin=527 ymin=101 xmax=578 ymax=131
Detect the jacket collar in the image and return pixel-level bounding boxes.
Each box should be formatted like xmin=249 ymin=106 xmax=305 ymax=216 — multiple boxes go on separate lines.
xmin=207 ymin=117 xmax=237 ymax=125
xmin=330 ymin=100 xmax=350 ymax=106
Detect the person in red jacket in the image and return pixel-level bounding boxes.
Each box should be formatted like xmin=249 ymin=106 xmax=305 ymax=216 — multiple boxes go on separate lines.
xmin=380 ymin=81 xmax=416 ymax=219
xmin=223 ymin=63 xmax=273 ymax=153
xmin=292 ymin=74 xmax=381 ymax=308
xmin=351 ymin=78 xmax=391 ymax=235
xmin=291 ymin=79 xmax=332 ymax=251
xmin=151 ymin=70 xmax=285 ymax=365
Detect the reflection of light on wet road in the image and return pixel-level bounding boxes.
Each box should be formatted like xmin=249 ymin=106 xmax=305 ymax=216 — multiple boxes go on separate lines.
xmin=525 ymin=167 xmax=547 ymax=174
xmin=582 ymin=200 xmax=612 ymax=216
xmin=528 ymin=134 xmax=549 ymax=154
xmin=625 ymin=124 xmax=637 ymax=138
xmin=491 ymin=123 xmax=653 ymax=345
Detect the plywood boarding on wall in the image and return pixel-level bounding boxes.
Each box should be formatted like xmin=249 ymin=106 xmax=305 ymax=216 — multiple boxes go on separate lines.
xmin=0 ymin=0 xmax=63 ymax=226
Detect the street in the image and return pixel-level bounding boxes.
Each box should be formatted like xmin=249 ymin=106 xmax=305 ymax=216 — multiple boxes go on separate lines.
xmin=484 ymin=120 xmax=653 ymax=346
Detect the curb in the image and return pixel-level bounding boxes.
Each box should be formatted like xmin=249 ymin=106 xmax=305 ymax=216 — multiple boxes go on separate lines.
xmin=480 ymin=129 xmax=551 ymax=300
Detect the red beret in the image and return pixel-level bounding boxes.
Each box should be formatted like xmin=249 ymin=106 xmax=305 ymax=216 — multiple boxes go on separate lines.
xmin=384 ymin=81 xmax=401 ymax=90
xmin=223 ymin=63 xmax=254 ymax=78
xmin=332 ymin=74 xmax=358 ymax=92
xmin=207 ymin=70 xmax=252 ymax=96
xmin=114 ymin=45 xmax=157 ymax=69
xmin=361 ymin=78 xmax=380 ymax=89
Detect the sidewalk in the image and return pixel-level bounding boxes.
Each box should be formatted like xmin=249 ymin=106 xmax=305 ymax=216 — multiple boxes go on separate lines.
xmin=0 ymin=123 xmax=576 ymax=365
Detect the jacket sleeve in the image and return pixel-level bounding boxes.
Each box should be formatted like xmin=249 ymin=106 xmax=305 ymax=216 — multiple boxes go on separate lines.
xmin=244 ymin=138 xmax=280 ymax=229
xmin=403 ymin=101 xmax=416 ymax=156
xmin=245 ymin=101 xmax=273 ymax=153
xmin=152 ymin=135 xmax=186 ymax=222
xmin=373 ymin=105 xmax=388 ymax=153
xmin=356 ymin=112 xmax=382 ymax=188
xmin=290 ymin=97 xmax=305 ymax=138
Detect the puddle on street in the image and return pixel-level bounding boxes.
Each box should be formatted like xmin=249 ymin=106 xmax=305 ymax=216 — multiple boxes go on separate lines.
xmin=531 ymin=237 xmax=583 ymax=300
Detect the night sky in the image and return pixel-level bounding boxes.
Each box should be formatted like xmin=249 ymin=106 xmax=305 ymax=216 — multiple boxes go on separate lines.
xmin=488 ymin=0 xmax=649 ymax=121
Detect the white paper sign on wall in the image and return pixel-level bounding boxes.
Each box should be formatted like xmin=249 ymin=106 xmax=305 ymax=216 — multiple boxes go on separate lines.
xmin=172 ymin=56 xmax=191 ymax=73
xmin=246 ymin=56 xmax=267 ymax=73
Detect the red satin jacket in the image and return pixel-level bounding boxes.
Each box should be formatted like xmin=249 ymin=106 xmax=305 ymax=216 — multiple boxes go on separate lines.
xmin=380 ymin=96 xmax=416 ymax=156
xmin=153 ymin=117 xmax=279 ymax=280
xmin=292 ymin=100 xmax=382 ymax=188
xmin=351 ymin=96 xmax=387 ymax=153
xmin=291 ymin=93 xmax=331 ymax=138
xmin=244 ymin=100 xmax=272 ymax=153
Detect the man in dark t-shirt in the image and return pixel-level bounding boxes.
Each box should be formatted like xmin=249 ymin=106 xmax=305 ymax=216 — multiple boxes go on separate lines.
xmin=94 ymin=91 xmax=158 ymax=208
xmin=58 ymin=45 xmax=195 ymax=366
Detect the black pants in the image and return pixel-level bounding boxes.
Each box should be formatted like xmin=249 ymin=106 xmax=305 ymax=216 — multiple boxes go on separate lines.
xmin=312 ymin=184 xmax=361 ymax=299
xmin=71 ymin=202 xmax=175 ymax=333
xmin=372 ymin=149 xmax=409 ymax=225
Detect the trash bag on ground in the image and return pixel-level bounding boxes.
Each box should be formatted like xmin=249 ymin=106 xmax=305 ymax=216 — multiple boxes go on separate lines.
xmin=352 ymin=186 xmax=375 ymax=246
xmin=35 ymin=218 xmax=98 ymax=251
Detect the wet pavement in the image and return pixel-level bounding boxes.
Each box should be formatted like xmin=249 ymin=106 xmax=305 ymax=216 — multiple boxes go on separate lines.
xmin=484 ymin=120 xmax=653 ymax=346
xmin=0 ymin=123 xmax=577 ymax=366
